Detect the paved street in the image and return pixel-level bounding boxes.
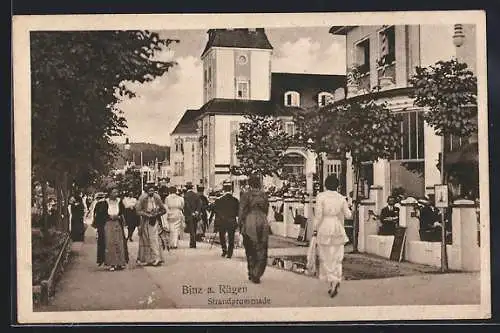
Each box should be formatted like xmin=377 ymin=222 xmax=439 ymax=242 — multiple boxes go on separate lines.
xmin=36 ymin=226 xmax=480 ymax=311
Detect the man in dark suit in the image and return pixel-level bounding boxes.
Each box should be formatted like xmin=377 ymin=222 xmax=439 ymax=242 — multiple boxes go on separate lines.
xmin=378 ymin=196 xmax=400 ymax=235
xmin=197 ymin=186 xmax=209 ymax=239
xmin=183 ymin=182 xmax=203 ymax=248
xmin=213 ymin=182 xmax=239 ymax=258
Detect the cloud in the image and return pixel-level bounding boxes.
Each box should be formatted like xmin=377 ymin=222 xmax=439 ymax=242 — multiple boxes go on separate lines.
xmin=271 ymin=37 xmax=345 ymax=75
xmin=115 ymin=54 xmax=203 ymax=146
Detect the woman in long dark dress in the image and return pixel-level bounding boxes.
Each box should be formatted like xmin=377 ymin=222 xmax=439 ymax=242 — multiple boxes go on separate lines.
xmin=70 ymin=195 xmax=85 ymax=241
xmin=122 ymin=191 xmax=139 ymax=241
xmin=94 ymin=187 xmax=129 ymax=271
xmin=239 ymin=174 xmax=270 ymax=284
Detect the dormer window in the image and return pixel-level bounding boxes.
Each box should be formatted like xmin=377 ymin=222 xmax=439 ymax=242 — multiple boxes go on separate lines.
xmin=318 ymin=92 xmax=334 ymax=107
xmin=284 ymin=91 xmax=300 ymax=107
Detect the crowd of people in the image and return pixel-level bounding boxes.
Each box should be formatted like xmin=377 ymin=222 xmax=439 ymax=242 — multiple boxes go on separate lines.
xmin=57 ymin=171 xmax=360 ymax=298
xmin=73 ymin=175 xmax=274 ymax=284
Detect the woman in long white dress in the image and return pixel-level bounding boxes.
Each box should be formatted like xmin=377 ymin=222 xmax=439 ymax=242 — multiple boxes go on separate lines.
xmin=164 ymin=186 xmax=185 ymax=249
xmin=312 ymin=174 xmax=352 ymax=298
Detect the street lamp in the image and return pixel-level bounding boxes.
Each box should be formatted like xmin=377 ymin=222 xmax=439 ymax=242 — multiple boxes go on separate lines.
xmin=453 ymin=24 xmax=465 ymax=48
xmin=124 ymin=138 xmax=131 ymax=151
xmin=125 ymin=137 xmax=144 ymax=193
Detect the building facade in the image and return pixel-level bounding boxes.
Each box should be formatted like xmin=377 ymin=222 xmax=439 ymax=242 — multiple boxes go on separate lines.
xmin=170 ymin=110 xmax=201 ymax=186
xmin=330 ymin=24 xmax=477 ymax=205
xmin=170 ymin=28 xmax=346 ymax=192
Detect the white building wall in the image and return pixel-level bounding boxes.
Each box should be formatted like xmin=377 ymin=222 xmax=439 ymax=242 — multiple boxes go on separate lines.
xmin=250 ymin=50 xmax=272 ymax=100
xmin=182 ymin=136 xmax=199 ymax=186
xmin=455 ymin=24 xmax=476 ymax=74
xmin=202 ymin=49 xmax=216 ymax=104
xmin=419 ymin=25 xmax=455 ymax=66
xmin=215 ymin=48 xmax=235 ymax=99
xmin=213 ymin=115 xmax=248 ymax=166
xmin=424 ymin=122 xmax=443 ymax=193
xmin=373 ymin=159 xmax=391 ymax=205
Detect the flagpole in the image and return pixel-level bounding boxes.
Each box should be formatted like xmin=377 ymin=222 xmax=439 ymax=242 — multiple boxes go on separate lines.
xmin=140 ymin=151 xmax=144 ymax=193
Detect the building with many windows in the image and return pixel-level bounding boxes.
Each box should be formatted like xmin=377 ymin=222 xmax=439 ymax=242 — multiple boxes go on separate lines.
xmin=330 ymin=24 xmax=477 ymax=203
xmin=170 ymin=28 xmax=345 ymax=192
xmin=170 ymin=109 xmax=200 ymax=186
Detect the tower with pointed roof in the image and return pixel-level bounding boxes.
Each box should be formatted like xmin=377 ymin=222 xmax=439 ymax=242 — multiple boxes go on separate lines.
xmin=201 ymin=28 xmax=274 ymax=103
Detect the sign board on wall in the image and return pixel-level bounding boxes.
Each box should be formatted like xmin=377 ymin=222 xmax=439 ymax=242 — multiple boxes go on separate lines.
xmin=434 ymin=184 xmax=449 ymax=208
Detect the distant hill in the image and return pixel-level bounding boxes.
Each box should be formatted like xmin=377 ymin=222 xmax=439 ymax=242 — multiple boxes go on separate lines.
xmin=113 ymin=142 xmax=170 ymax=168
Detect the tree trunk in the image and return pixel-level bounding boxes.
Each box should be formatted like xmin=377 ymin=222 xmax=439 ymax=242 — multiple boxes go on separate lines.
xmin=352 ymin=164 xmax=361 ymax=253
xmin=340 ymin=157 xmax=348 ymax=196
xmin=440 ymin=136 xmax=449 ymax=272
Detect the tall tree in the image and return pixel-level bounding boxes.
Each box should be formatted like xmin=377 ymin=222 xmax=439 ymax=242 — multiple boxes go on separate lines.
xmin=409 ymin=58 xmax=477 ymax=271
xmin=296 ymin=97 xmax=402 ymax=252
xmin=231 ymin=113 xmax=293 ymax=179
xmin=31 ymin=30 xmax=178 ymax=233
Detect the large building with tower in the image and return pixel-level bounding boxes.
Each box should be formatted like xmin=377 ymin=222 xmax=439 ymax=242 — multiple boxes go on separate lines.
xmin=170 ymin=28 xmax=346 ymax=193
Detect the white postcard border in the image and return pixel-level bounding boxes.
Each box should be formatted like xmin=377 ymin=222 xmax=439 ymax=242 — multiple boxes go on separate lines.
xmin=13 ymin=11 xmax=491 ymax=323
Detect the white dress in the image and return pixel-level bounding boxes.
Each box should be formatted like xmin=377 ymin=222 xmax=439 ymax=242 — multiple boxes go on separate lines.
xmin=165 ymin=194 xmax=185 ymax=247
xmin=313 ymin=190 xmax=352 ymax=284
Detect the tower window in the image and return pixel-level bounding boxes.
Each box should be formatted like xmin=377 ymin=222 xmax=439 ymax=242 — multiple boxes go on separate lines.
xmin=236 ymin=80 xmax=249 ymax=99
xmin=284 ymin=91 xmax=300 ymax=107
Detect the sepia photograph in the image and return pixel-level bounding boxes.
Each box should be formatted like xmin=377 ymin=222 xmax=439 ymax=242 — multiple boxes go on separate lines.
xmin=13 ymin=11 xmax=490 ymax=323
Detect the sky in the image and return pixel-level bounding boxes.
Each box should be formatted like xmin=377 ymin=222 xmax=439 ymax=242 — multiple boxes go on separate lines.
xmin=115 ymin=27 xmax=346 ymax=146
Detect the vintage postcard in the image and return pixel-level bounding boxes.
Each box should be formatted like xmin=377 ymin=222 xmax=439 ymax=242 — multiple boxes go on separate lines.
xmin=13 ymin=11 xmax=490 ymax=323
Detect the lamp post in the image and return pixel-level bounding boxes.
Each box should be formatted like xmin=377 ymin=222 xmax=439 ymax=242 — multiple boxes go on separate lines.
xmin=125 ymin=138 xmax=144 ymax=193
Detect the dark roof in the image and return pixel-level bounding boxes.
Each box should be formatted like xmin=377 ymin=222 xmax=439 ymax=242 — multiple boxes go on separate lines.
xmin=271 ymin=72 xmax=346 ymax=92
xmin=270 ymin=72 xmax=346 ymax=107
xmin=196 ymin=98 xmax=304 ymax=120
xmin=170 ymin=109 xmax=200 ymax=135
xmin=201 ymin=28 xmax=273 ymax=57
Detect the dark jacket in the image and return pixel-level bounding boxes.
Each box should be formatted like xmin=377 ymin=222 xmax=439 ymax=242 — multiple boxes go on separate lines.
xmin=379 ymin=205 xmax=400 ymax=224
xmin=213 ymin=193 xmax=239 ymax=229
xmin=419 ymin=205 xmax=440 ymax=230
xmin=94 ymin=199 xmax=126 ymax=228
xmin=239 ymin=189 xmax=269 ymax=243
xmin=183 ymin=190 xmax=203 ymax=223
